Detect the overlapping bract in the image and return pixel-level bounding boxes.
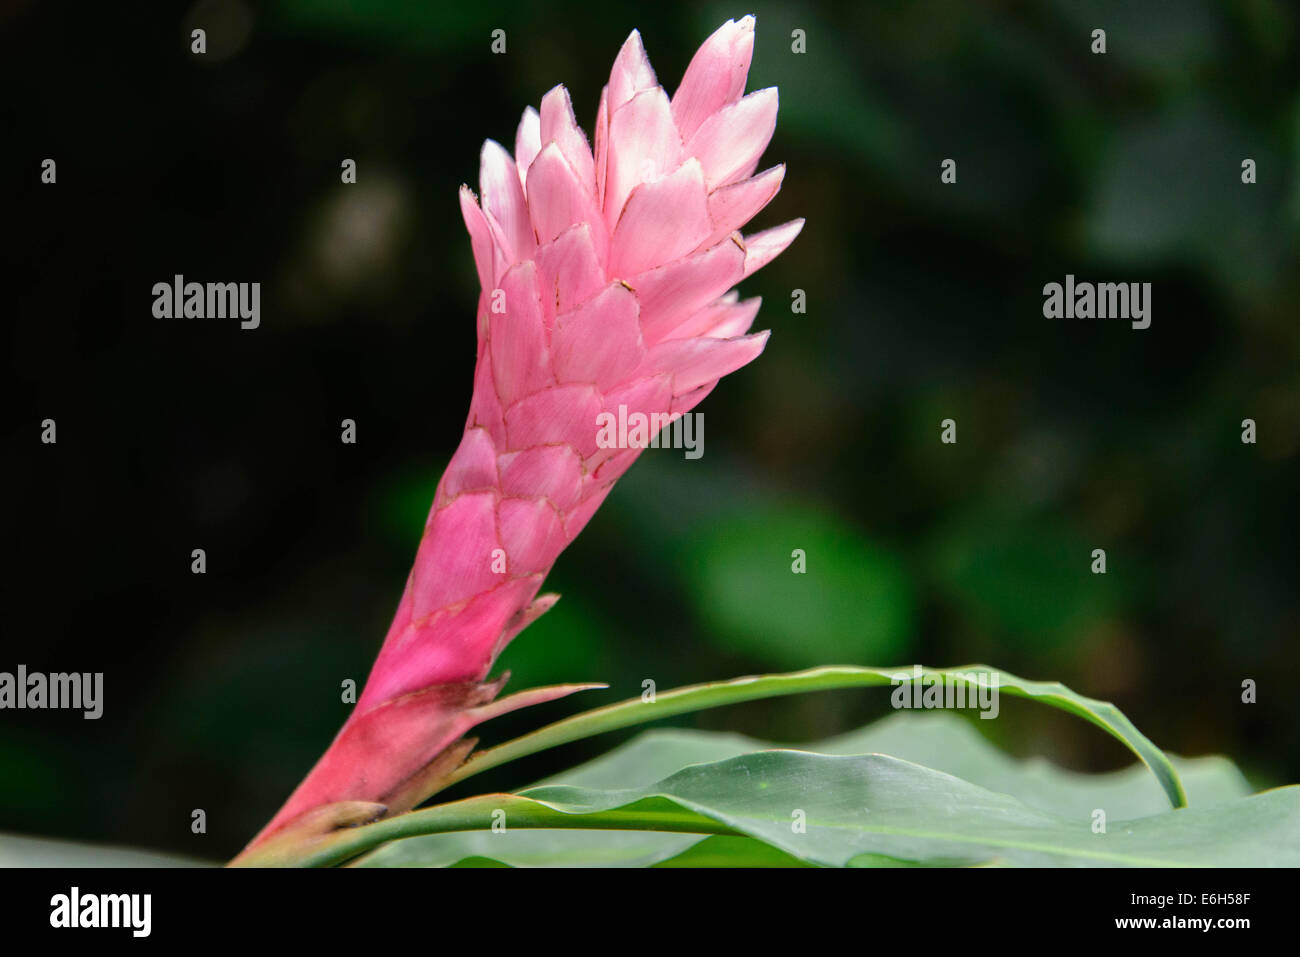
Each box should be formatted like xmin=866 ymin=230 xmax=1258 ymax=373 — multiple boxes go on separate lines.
xmin=249 ymin=17 xmax=800 ymax=846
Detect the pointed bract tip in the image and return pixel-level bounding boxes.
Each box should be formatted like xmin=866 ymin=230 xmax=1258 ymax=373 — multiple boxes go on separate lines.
xmin=616 ymin=27 xmax=647 ymax=63
xmin=469 ymin=681 xmax=610 ymax=724
xmin=542 ymin=82 xmax=571 ymax=105
xmin=611 ymin=27 xmax=657 ymax=97
xmin=480 ymin=138 xmax=509 ymax=160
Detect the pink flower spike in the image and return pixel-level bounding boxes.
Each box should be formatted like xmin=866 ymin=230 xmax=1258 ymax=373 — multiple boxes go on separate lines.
xmin=242 ymin=17 xmax=799 ymax=854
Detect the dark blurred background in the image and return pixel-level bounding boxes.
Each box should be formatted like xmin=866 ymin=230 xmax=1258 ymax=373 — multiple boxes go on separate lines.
xmin=3 ymin=0 xmax=1297 ymax=861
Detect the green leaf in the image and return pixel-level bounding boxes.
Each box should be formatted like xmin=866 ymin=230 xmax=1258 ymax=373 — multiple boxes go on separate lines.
xmin=363 ymin=832 xmax=810 ymax=869
xmin=650 ymin=835 xmax=812 ymax=868
xmin=357 ymin=713 xmax=1244 ymax=868
xmin=439 ymin=665 xmax=1187 ymax=811
xmin=251 ymin=665 xmax=1189 ymax=867
xmin=351 ymin=828 xmax=702 ymax=869
xmin=307 ymin=751 xmax=1297 ymax=868
xmin=293 ymin=793 xmax=737 ymax=867
xmin=0 ymin=832 xmax=211 ymax=868
xmin=536 ymin=714 xmax=1245 ymax=821
xmin=813 ymin=713 xmax=1247 ymax=821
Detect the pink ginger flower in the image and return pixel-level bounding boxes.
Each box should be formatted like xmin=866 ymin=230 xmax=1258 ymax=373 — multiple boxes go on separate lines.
xmin=246 ymin=16 xmax=800 ymax=849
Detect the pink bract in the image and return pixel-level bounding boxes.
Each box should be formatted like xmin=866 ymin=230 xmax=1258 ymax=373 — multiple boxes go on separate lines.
xmin=247 ymin=16 xmax=801 ymax=849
